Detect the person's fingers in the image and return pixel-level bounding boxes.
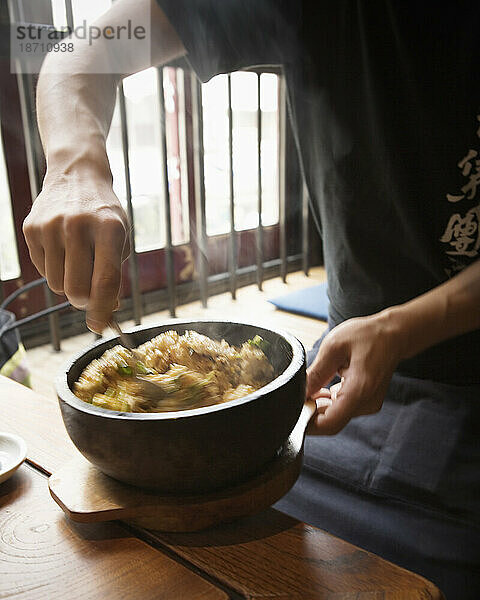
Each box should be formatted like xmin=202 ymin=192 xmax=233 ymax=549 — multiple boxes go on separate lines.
xmin=304 ymin=396 xmax=333 ymax=434
xmin=22 ymin=220 xmax=46 ymax=276
xmin=306 ymin=335 xmax=346 ymax=398
xmin=87 ymin=255 xmax=121 ymax=332
xmin=308 ymin=373 xmax=362 ymax=435
xmin=28 ymin=243 xmax=46 ymax=277
xmin=43 ymin=237 xmax=65 ymax=295
xmin=64 ymin=230 xmax=94 ymax=309
xmin=310 ymin=387 xmax=331 ymax=401
xmin=86 ymin=223 xmax=125 ymax=333
xmin=329 ymin=379 xmax=343 ymax=400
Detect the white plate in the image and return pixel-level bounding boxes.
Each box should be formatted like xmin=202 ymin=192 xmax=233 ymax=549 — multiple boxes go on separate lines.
xmin=0 ymin=432 xmax=27 ymax=484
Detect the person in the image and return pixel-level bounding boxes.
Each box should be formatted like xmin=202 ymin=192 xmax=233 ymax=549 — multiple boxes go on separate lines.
xmin=22 ymin=1 xmax=480 ymax=596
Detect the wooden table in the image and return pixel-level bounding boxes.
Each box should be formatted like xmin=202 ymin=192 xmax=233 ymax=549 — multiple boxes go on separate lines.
xmin=0 ymin=375 xmax=444 ymax=599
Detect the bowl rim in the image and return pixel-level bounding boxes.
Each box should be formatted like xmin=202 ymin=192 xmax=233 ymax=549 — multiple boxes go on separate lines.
xmin=0 ymin=431 xmax=27 ymax=484
xmin=55 ymin=319 xmax=305 ymax=421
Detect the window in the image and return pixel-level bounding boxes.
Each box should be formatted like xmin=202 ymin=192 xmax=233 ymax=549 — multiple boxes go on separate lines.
xmin=51 ymin=0 xmax=280 ymax=251
xmin=259 ymin=73 xmax=279 ymax=228
xmin=107 ymin=69 xmax=169 ymax=253
xmin=203 ymin=72 xmax=280 ymax=236
xmin=0 ymin=125 xmax=20 ymax=281
xmin=106 ymin=66 xmax=190 ymax=252
xmin=2 ymin=0 xmax=305 ymax=339
xmin=202 ymin=74 xmax=229 ymax=236
xmin=51 ymin=0 xmax=111 ymax=27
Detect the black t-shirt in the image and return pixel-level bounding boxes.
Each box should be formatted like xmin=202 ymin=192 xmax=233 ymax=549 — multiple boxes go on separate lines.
xmin=158 ymin=0 xmax=480 ymax=384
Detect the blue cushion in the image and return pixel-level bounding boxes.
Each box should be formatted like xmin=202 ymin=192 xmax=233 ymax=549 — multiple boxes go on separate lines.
xmin=268 ymin=282 xmax=329 ymax=321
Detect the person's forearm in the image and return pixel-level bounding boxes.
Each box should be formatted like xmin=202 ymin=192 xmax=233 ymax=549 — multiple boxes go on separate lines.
xmin=24 ymin=0 xmax=186 ymax=331
xmin=37 ymin=0 xmax=185 ymax=184
xmin=37 ymin=65 xmax=117 ymax=183
xmin=385 ymin=259 xmax=480 ymax=360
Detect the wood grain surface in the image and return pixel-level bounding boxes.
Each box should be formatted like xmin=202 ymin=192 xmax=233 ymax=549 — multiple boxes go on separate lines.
xmin=0 ymin=374 xmax=76 ymax=474
xmin=151 ymin=511 xmax=443 ymax=600
xmin=0 ymin=375 xmax=444 ymax=599
xmin=0 ymin=464 xmax=227 ymax=600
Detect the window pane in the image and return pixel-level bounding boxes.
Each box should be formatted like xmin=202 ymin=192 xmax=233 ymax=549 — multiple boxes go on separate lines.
xmin=176 ymin=68 xmax=190 ymax=244
xmin=107 ymin=68 xmax=189 ymax=252
xmin=231 ymin=71 xmax=259 ymax=231
xmin=70 ymin=0 xmax=112 ymax=24
xmin=260 ymin=73 xmax=279 ymax=226
xmin=203 ymin=71 xmax=280 ymax=237
xmin=0 ymin=129 xmax=20 ymax=281
xmin=203 ymin=75 xmax=230 ymax=236
xmin=110 ymin=68 xmax=166 ymax=252
xmin=164 ymin=67 xmax=189 ymax=245
xmin=51 ymin=0 xmax=68 ymax=28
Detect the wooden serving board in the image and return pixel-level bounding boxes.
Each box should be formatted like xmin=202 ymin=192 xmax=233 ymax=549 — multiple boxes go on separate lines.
xmin=48 ymin=401 xmax=316 ymax=532
xmin=49 ymin=401 xmax=315 ymax=532
xmin=48 ymin=433 xmax=303 ymax=532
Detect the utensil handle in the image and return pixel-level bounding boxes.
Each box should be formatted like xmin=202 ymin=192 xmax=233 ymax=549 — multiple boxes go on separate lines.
xmin=299 ymin=398 xmax=318 ymax=433
xmin=289 ymin=398 xmax=318 ymax=452
xmin=109 ymin=319 xmax=134 ymax=351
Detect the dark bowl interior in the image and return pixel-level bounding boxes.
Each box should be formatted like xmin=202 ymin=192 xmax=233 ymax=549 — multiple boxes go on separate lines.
xmin=56 ymin=320 xmax=306 ymax=493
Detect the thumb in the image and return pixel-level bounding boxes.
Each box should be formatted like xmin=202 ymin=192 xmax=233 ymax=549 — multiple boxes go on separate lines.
xmin=306 ymin=336 xmax=346 ymax=398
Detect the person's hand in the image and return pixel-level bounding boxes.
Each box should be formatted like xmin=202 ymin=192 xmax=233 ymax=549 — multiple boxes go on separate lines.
xmin=306 ymin=311 xmax=403 ymax=435
xmin=23 ymin=171 xmax=130 ymax=333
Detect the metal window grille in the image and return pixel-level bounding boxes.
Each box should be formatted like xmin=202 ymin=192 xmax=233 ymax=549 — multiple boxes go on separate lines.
xmin=4 ymin=0 xmax=314 ymax=350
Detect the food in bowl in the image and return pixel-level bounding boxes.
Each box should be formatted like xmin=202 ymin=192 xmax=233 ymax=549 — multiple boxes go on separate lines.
xmin=74 ymin=330 xmax=274 ymax=413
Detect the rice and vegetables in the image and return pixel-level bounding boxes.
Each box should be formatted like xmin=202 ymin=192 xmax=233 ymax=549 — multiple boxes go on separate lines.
xmin=74 ymin=330 xmax=274 ymax=412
